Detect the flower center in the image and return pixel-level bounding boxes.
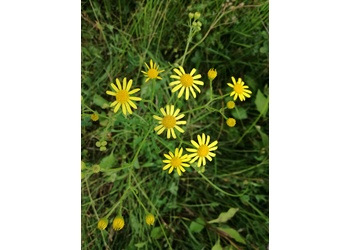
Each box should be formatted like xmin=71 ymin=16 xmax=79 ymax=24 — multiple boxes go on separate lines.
xmin=233 ymin=84 xmax=244 ymax=94
xmin=116 ymin=90 xmax=129 ymax=103
xmin=197 ymin=145 xmax=209 ymax=157
xmin=148 ymin=69 xmax=158 ymax=79
xmin=162 ymin=115 xmax=176 ymax=129
xmin=180 ymin=74 xmax=194 ymax=87
xmin=171 ymin=156 xmax=182 ymax=168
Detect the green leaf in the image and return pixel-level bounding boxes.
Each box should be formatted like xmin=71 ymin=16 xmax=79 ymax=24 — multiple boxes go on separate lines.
xmin=217 ymin=227 xmax=246 ymax=245
xmin=93 ymin=94 xmax=109 ymax=109
xmin=232 ymin=107 xmax=247 ymax=120
xmin=255 ymin=125 xmax=269 ymax=149
xmin=208 ymin=208 xmax=239 ymax=224
xmin=254 ymin=89 xmax=268 ymax=117
xmin=189 ymin=217 xmax=205 ymax=233
xmin=151 ymin=227 xmax=163 ymax=239
xmin=99 ymin=153 xmax=116 ymax=169
xmin=133 ymin=157 xmax=140 ymax=169
xmin=134 ymin=242 xmax=147 ymax=248
xmin=211 ymin=238 xmax=223 ymax=250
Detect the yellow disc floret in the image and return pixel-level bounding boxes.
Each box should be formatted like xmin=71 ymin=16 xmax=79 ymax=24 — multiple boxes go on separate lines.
xmin=180 ymin=74 xmax=194 ymax=87
xmin=162 ymin=115 xmax=176 ymax=129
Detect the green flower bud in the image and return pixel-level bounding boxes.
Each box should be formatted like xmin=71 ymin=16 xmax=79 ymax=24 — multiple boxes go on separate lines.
xmin=194 ymin=12 xmax=200 ymax=20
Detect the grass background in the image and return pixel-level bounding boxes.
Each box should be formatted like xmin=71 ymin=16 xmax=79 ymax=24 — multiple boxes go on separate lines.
xmin=81 ymin=0 xmax=269 ymax=249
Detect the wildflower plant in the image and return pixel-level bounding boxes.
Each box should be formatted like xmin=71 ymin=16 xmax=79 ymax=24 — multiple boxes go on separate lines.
xmin=82 ymin=2 xmax=269 ymax=249
xmin=153 ymin=105 xmax=186 ymax=139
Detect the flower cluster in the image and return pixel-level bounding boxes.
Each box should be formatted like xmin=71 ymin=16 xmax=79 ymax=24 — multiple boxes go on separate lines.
xmin=102 ymin=56 xmax=253 ymax=176
xmin=97 ymin=213 xmax=156 ymax=231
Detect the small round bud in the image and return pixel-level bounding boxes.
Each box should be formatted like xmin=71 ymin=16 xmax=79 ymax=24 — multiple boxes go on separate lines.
xmin=90 ymin=112 xmax=99 ymax=121
xmin=92 ymin=164 xmax=100 ymax=173
xmin=188 ymin=12 xmax=194 ymax=19
xmin=207 ymin=68 xmax=217 ymax=80
xmin=145 ymin=214 xmax=155 ymax=226
xmin=227 ymin=101 xmax=235 ymax=109
xmin=194 ymin=12 xmax=201 ymax=20
xmin=226 ymin=118 xmax=236 ymax=127
xmin=97 ymin=217 xmax=108 ymax=230
xmin=113 ymin=216 xmax=125 ymax=231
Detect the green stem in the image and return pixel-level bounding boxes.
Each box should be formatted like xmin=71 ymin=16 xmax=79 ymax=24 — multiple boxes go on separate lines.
xmin=180 ymin=20 xmax=193 ymax=66
xmin=235 ymin=96 xmax=269 ymax=145
xmin=197 ymin=170 xmax=247 ymax=197
xmin=105 ymin=190 xmax=130 ymax=218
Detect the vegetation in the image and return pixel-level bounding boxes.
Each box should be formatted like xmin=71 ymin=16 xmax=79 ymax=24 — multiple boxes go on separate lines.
xmin=81 ymin=0 xmax=269 ymax=249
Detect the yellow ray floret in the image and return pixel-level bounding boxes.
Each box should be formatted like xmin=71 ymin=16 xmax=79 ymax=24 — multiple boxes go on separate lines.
xmin=141 ymin=59 xmax=165 ymax=82
xmin=227 ymin=76 xmax=252 ymax=101
xmin=106 ymin=77 xmax=142 ymax=116
xmin=186 ymin=133 xmax=218 ymax=167
xmin=162 ymin=147 xmax=191 ymax=176
xmin=169 ymin=66 xmax=204 ymax=100
xmin=153 ymin=105 xmax=186 ymax=139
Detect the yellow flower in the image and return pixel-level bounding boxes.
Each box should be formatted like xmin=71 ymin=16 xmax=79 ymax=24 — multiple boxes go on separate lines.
xmin=90 ymin=112 xmax=99 ymax=121
xmin=163 ymin=148 xmax=191 ymax=176
xmin=226 ymin=118 xmax=236 ymax=127
xmin=106 ymin=78 xmax=142 ymax=116
xmin=186 ymin=133 xmax=218 ymax=167
xmin=145 ymin=214 xmax=155 ymax=226
xmin=153 ymin=105 xmax=186 ymax=139
xmin=112 ymin=216 xmax=125 ymax=231
xmin=141 ymin=59 xmax=165 ymax=82
xmin=227 ymin=101 xmax=235 ymax=109
xmin=227 ymin=77 xmax=252 ymax=101
xmin=170 ymin=66 xmax=204 ymax=100
xmin=207 ymin=68 xmax=217 ymax=80
xmin=97 ymin=217 xmax=108 ymax=230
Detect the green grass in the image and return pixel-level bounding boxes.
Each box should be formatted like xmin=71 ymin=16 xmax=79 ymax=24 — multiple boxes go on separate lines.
xmin=81 ymin=0 xmax=269 ymax=249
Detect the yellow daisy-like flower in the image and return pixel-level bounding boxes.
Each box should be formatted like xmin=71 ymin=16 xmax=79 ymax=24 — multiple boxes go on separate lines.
xmin=227 ymin=76 xmax=252 ymax=101
xmin=141 ymin=59 xmax=165 ymax=82
xmin=145 ymin=214 xmax=155 ymax=226
xmin=163 ymin=148 xmax=191 ymax=176
xmin=97 ymin=217 xmax=108 ymax=230
xmin=186 ymin=133 xmax=218 ymax=167
xmin=227 ymin=101 xmax=235 ymax=109
xmin=169 ymin=66 xmax=204 ymax=100
xmin=207 ymin=68 xmax=217 ymax=80
xmin=106 ymin=77 xmax=142 ymax=116
xmin=226 ymin=118 xmax=236 ymax=127
xmin=112 ymin=216 xmax=125 ymax=231
xmin=153 ymin=105 xmax=186 ymax=139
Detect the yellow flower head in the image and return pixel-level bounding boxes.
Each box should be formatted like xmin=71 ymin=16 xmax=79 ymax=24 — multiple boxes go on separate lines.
xmin=112 ymin=216 xmax=125 ymax=231
xmin=163 ymin=148 xmax=191 ymax=176
xmin=106 ymin=78 xmax=142 ymax=116
xmin=153 ymin=105 xmax=186 ymax=139
xmin=227 ymin=77 xmax=252 ymax=101
xmin=145 ymin=214 xmax=155 ymax=226
xmin=226 ymin=118 xmax=236 ymax=127
xmin=90 ymin=112 xmax=99 ymax=121
xmin=97 ymin=217 xmax=108 ymax=230
xmin=207 ymin=68 xmax=217 ymax=80
xmin=186 ymin=133 xmax=218 ymax=167
xmin=227 ymin=101 xmax=235 ymax=109
xmin=141 ymin=59 xmax=165 ymax=82
xmin=170 ymin=66 xmax=204 ymax=100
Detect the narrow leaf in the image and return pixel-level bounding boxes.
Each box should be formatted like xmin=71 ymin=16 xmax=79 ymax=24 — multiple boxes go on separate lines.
xmin=217 ymin=227 xmax=246 ymax=245
xmin=208 ymin=208 xmax=239 ymax=224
